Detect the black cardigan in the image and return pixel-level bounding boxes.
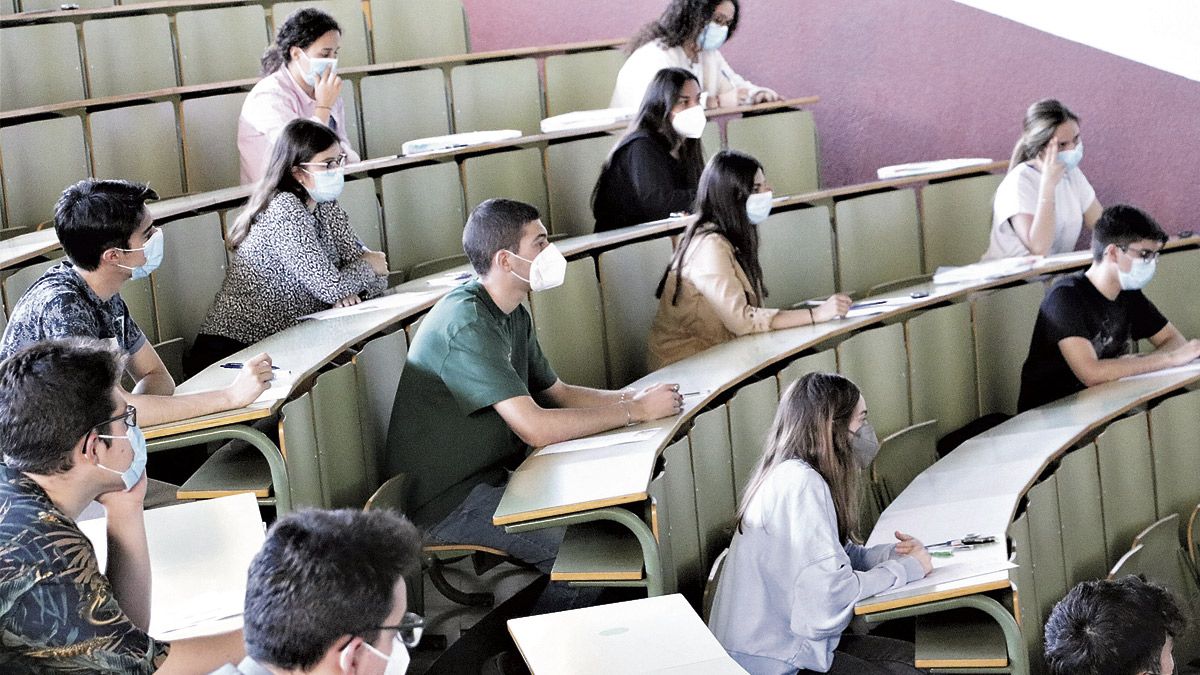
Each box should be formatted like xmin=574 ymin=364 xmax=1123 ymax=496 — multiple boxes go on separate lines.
xmin=592 ymin=130 xmax=698 ymax=232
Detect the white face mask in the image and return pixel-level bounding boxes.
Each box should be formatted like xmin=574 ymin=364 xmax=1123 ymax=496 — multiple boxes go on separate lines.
xmin=359 ymin=636 xmax=409 ymax=675
xmin=745 ymin=191 xmax=773 ymax=224
xmin=509 ymin=243 xmax=567 ymax=292
xmin=671 ymin=103 xmax=707 ymax=139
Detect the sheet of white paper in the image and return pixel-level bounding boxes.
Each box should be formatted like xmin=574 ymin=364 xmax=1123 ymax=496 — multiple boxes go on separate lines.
xmin=1120 ymin=359 xmax=1200 ymax=381
xmin=254 ymin=369 xmax=295 ymax=403
xmin=300 ymin=290 xmax=443 ymax=321
xmin=425 ymin=272 xmax=475 ymax=288
xmin=932 ymin=257 xmax=1038 ymax=284
xmin=868 ymin=558 xmax=1016 ymax=598
xmin=539 ymin=429 xmax=659 ymax=456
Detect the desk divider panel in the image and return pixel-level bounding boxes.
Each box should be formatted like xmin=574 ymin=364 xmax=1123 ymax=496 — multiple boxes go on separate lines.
xmin=369 ymin=0 xmax=468 ymax=63
xmin=687 ymin=405 xmax=736 ymax=575
xmin=450 ymin=59 xmax=543 ymax=137
xmin=153 ymin=212 xmax=226 ymax=348
xmin=597 ymin=237 xmax=673 ymax=388
xmin=338 ymin=178 xmax=384 ymax=253
xmin=777 ymin=350 xmax=838 ymax=390
xmin=81 ymin=14 xmax=177 ymax=98
xmin=1007 ymin=511 xmax=1042 ymax=675
xmin=0 ymin=23 xmax=85 ymax=111
xmin=919 ymin=173 xmax=1004 ymax=271
xmin=360 ymin=69 xmax=452 ymax=159
xmin=1095 ymin=413 xmax=1157 ymax=570
xmin=972 ymin=281 xmax=1045 ymax=417
xmin=725 ymin=109 xmax=818 ymax=196
xmin=353 ymin=329 xmax=407 ymax=484
xmin=175 ymin=5 xmax=269 ymax=86
xmin=1145 ymin=248 xmax=1200 ymax=338
xmin=833 ymin=188 xmax=921 ymax=296
xmin=90 ymin=102 xmax=184 ymax=197
xmin=1129 ymin=515 xmax=1200 ymax=662
xmin=380 ymin=162 xmax=465 ymax=280
xmin=529 ymin=257 xmax=608 ymax=390
xmin=758 ymin=206 xmax=835 ymax=310
xmin=0 ymin=116 xmax=90 ymax=230
xmin=905 ymin=302 xmax=979 ymax=441
xmin=1148 ymin=390 xmax=1200 ymax=539
xmin=543 ymin=50 xmax=626 ymax=117
xmin=545 ymin=135 xmax=616 ymax=239
xmin=1053 ymin=444 xmax=1108 ymax=583
xmin=1026 ymin=474 xmax=1068 ymax=663
xmin=1 ymin=258 xmax=55 ymax=314
xmin=647 ymin=466 xmax=676 ymax=594
xmin=662 ymin=437 xmax=704 ymax=604
xmin=837 ymin=322 xmax=911 ymax=439
xmin=726 ymin=376 xmax=780 ymax=507
xmin=181 ymin=92 xmax=250 ymax=194
xmin=461 ymin=148 xmax=551 ymax=231
xmin=872 ymin=420 xmax=938 ymax=508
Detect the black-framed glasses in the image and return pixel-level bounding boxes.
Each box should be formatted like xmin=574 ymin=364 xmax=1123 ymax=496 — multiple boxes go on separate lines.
xmin=1119 ymin=245 xmax=1161 ymax=263
xmin=299 ymin=153 xmax=348 ymax=172
xmin=94 ymin=405 xmax=137 ymax=434
xmin=368 ymin=612 xmax=424 ymax=648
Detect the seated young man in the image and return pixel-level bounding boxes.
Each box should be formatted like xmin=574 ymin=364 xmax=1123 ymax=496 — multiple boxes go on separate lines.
xmin=1044 ymin=575 xmax=1187 ymax=675
xmin=0 ymin=179 xmax=275 ymax=426
xmin=0 ymin=338 xmax=244 ymax=673
xmin=212 ymin=509 xmax=423 ymax=675
xmin=1017 ymin=204 xmax=1200 ymax=411
xmin=386 ymin=198 xmax=681 ymax=571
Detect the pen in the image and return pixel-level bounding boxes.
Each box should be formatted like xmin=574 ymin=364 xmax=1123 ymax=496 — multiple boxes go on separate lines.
xmin=681 ymin=391 xmax=704 ymax=397
xmin=931 ymin=551 xmax=954 ymax=558
xmin=221 ymin=363 xmax=281 ymax=371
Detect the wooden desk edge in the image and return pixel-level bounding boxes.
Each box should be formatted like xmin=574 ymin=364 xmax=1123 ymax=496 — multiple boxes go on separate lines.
xmin=853 ymin=577 xmax=1012 ymax=615
xmin=492 ymin=491 xmax=648 ymax=527
xmin=143 ymin=406 xmax=273 ymax=439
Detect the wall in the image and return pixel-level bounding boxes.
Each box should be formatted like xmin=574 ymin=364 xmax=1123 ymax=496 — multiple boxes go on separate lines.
xmin=462 ymin=0 xmax=1199 ymax=235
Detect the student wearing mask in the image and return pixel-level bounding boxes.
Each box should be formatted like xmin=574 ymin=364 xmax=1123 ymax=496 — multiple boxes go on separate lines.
xmin=648 ymin=151 xmax=851 ymax=369
xmin=0 ymin=180 xmax=273 ymax=427
xmin=238 ymin=8 xmax=360 ymax=185
xmin=1017 ymin=204 xmax=1199 ymax=411
xmin=611 ymin=0 xmax=781 ymax=110
xmin=592 ymin=67 xmax=706 ymax=232
xmin=189 ymin=120 xmax=388 ymax=374
xmin=1044 ymin=576 xmax=1186 ymax=675
xmin=211 ymin=509 xmax=423 ymax=675
xmin=982 ymin=99 xmax=1102 ymax=260
xmin=385 ymin=199 xmax=680 ymax=571
xmin=709 ymin=372 xmax=933 ymax=675
xmin=0 ymin=339 xmax=245 ymax=673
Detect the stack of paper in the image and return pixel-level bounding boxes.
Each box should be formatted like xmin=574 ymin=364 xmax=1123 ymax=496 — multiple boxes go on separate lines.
xmin=877 ymin=158 xmax=994 ymax=180
xmin=932 ymin=256 xmax=1038 ymax=285
xmin=540 ymin=107 xmax=635 ymax=133
xmin=402 ymin=130 xmax=522 ymax=156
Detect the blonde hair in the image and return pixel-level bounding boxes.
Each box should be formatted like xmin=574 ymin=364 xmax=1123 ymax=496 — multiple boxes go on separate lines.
xmin=735 ymin=372 xmax=863 ymax=543
xmin=1009 ymin=98 xmax=1080 ymax=170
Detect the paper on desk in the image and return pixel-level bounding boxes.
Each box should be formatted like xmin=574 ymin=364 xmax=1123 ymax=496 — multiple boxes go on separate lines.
xmin=425 ymin=271 xmax=475 ymax=288
xmin=300 ymin=290 xmax=443 ymax=321
xmin=932 ymin=257 xmax=1038 ymax=285
xmin=253 ymin=369 xmax=295 ymax=404
xmin=1120 ymin=359 xmax=1200 ymax=381
xmin=842 ymin=296 xmax=925 ymax=319
xmin=868 ymin=557 xmax=1015 ymax=599
xmin=539 ymin=429 xmax=658 ymax=456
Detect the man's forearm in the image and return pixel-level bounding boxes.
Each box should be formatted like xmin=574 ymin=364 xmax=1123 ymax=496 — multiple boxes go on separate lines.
xmin=131 ymin=372 xmax=175 ymax=397
xmin=123 ymin=390 xmax=234 ymax=427
xmin=156 ymin=630 xmax=245 ymax=675
xmin=105 ymin=508 xmax=152 ymax=631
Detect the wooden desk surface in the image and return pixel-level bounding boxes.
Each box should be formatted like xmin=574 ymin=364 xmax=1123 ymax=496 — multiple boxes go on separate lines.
xmin=492 ymin=238 xmax=1199 ymax=527
xmin=854 ymin=365 xmax=1200 ymax=614
xmin=508 ymin=593 xmax=747 ymax=675
xmin=0 ymin=228 xmax=57 ymax=270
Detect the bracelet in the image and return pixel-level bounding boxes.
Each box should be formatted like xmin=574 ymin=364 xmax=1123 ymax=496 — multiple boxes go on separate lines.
xmin=806 ymin=307 xmax=815 ymax=324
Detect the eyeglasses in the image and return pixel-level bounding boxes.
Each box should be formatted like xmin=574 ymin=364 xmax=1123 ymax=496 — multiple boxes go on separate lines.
xmin=299 ymin=153 xmax=348 ymax=172
xmin=93 ymin=405 xmax=137 ymax=434
xmin=1119 ymin=245 xmax=1161 ymax=263
xmin=367 ymin=612 xmax=424 ymax=649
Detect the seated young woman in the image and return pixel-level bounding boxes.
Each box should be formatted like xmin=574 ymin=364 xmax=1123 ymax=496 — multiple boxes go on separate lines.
xmin=709 ymin=372 xmax=933 ymax=675
xmin=982 ymin=98 xmax=1102 ymax=260
xmin=238 ymin=8 xmax=360 ymax=185
xmin=647 ymin=150 xmax=850 ymax=369
xmin=610 ymin=0 xmax=781 ymax=110
xmin=592 ymin=67 xmax=706 ymax=232
xmin=187 ymin=120 xmax=388 ymax=374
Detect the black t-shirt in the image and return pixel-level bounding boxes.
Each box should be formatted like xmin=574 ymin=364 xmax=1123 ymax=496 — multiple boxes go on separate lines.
xmin=1017 ymin=272 xmax=1168 ymax=411
xmin=592 ymin=130 xmax=698 ymax=232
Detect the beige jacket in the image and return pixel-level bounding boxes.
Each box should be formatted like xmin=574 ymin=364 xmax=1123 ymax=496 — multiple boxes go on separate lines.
xmin=648 ymin=230 xmax=779 ymax=370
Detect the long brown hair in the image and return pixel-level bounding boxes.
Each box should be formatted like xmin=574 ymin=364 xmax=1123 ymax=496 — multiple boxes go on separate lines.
xmin=1009 ymin=98 xmax=1080 ymax=169
xmin=628 ymin=0 xmax=740 ymax=53
xmin=735 ymin=372 xmax=863 ymax=543
xmin=228 ymin=119 xmax=338 ymax=248
xmin=656 ymin=149 xmax=766 ymax=305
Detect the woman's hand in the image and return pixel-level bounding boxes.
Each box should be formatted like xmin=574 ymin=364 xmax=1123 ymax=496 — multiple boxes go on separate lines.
xmin=751 ymin=88 xmax=781 ymax=104
xmin=895 ymin=530 xmax=933 ymax=576
xmin=333 ymin=294 xmax=361 ymax=308
xmin=362 ymin=250 xmax=388 ymax=276
xmin=1038 ymin=142 xmax=1067 ymax=191
xmin=811 ymin=294 xmax=853 ymax=322
xmin=314 ymin=66 xmax=343 ymax=111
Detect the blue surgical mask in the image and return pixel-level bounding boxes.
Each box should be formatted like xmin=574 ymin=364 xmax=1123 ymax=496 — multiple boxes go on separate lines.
xmin=116 ymin=229 xmax=164 ymax=280
xmin=96 ymin=424 xmax=148 ymax=491
xmin=1056 ymin=141 xmax=1084 ymax=170
xmin=299 ymin=50 xmax=337 ymax=87
xmin=745 ymin=191 xmax=773 ymax=224
xmin=698 ymin=22 xmax=729 ymax=51
xmin=302 ymin=167 xmax=345 ymax=203
xmin=1118 ymin=257 xmax=1157 ymax=291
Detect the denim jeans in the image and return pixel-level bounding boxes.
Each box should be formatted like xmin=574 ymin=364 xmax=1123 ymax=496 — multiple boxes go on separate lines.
xmin=798 ymin=635 xmax=927 ymax=675
xmin=427 ymin=482 xmax=564 ymax=575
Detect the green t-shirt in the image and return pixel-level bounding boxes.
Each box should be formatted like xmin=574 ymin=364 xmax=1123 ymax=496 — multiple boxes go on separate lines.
xmin=386 ymin=281 xmax=558 ymax=525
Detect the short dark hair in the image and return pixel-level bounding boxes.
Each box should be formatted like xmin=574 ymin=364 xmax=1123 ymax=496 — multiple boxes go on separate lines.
xmin=243 ymin=508 xmax=423 ymax=670
xmin=54 ymin=179 xmax=158 ymax=271
xmin=261 ymin=8 xmax=341 ymax=75
xmin=1044 ymin=575 xmax=1186 ymax=675
xmin=0 ymin=338 xmax=125 ymax=474
xmin=462 ymin=198 xmax=541 ymax=275
xmin=1091 ymin=204 xmax=1168 ymax=262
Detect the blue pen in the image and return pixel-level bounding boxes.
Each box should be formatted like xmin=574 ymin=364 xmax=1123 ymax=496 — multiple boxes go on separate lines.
xmin=221 ymin=362 xmax=281 ymax=371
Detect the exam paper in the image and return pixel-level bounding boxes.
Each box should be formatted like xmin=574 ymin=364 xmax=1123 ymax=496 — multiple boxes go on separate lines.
xmin=1119 ymin=359 xmax=1200 ymax=382
xmin=300 ymin=290 xmax=443 ymax=321
xmin=868 ymin=558 xmax=1015 ymax=598
xmin=538 ymin=429 xmax=659 ymax=456
xmin=932 ymin=257 xmax=1038 ymax=285
xmin=253 ymin=369 xmax=296 ymax=404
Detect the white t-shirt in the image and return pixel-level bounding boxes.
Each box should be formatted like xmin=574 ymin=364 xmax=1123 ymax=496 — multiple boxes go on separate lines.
xmin=609 ymin=40 xmax=772 ymax=109
xmin=982 ymin=161 xmax=1096 ymax=261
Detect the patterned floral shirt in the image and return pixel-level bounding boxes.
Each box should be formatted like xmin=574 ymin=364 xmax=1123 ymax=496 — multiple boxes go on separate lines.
xmin=0 ymin=463 xmax=169 ymax=673
xmin=0 ymin=262 xmax=147 ymax=362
